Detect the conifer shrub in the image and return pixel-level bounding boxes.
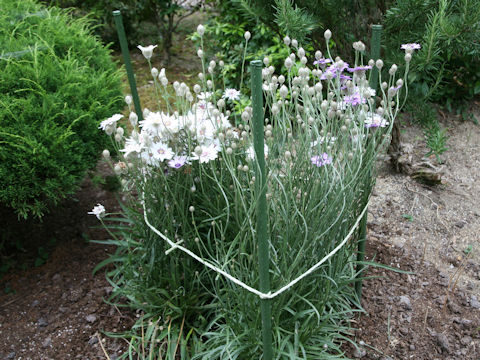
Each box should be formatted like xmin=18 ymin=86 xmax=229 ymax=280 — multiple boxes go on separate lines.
xmin=0 ymin=0 xmax=123 ymax=218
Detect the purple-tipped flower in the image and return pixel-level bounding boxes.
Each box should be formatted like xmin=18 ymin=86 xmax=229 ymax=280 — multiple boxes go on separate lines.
xmin=343 ymin=92 xmax=366 ymax=106
xmin=313 ymin=58 xmax=332 ymax=66
xmin=168 ymin=155 xmax=189 ymax=169
xmin=311 ymin=153 xmax=332 ymax=167
xmin=401 ymin=43 xmax=421 ymax=52
xmin=347 ymin=65 xmax=372 ymax=73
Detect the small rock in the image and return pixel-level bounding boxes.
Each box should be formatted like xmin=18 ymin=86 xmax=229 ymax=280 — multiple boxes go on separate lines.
xmin=436 ymin=333 xmax=450 ymax=353
xmin=6 ymin=352 xmax=15 ymax=360
xmin=37 ymin=317 xmax=48 ymax=327
xmin=470 ymin=295 xmax=480 ymax=309
xmin=85 ymin=314 xmax=97 ymax=323
xmin=454 ymin=221 xmax=466 ymax=228
xmin=88 ymin=335 xmax=99 ymax=345
xmin=42 ymin=336 xmax=52 ymax=348
xmin=31 ymin=300 xmax=39 ymax=307
xmin=409 ymin=344 xmax=416 ymax=351
xmin=448 ymin=301 xmax=461 ymax=314
xmin=52 ymin=273 xmax=61 ymax=282
xmin=399 ymin=295 xmax=412 ymax=310
xmin=460 ymin=336 xmax=472 ymax=346
xmin=353 ymin=347 xmax=367 ymax=358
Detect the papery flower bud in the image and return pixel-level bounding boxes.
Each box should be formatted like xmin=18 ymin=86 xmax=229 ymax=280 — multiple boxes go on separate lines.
xmin=198 ymin=72 xmax=204 ymax=80
xmin=279 ymin=85 xmax=288 ymax=98
xmin=297 ymin=47 xmax=305 ymax=58
xmin=324 ymin=29 xmax=332 ymax=40
xmin=160 ymin=77 xmax=168 ymax=86
xmin=271 ymin=103 xmax=280 ymax=115
xmin=197 ymin=24 xmax=205 ymax=36
xmin=208 ymin=66 xmax=214 ymax=74
xmin=314 ymin=82 xmax=323 ymax=92
xmin=209 ymin=60 xmax=216 ymax=69
xmin=263 ymin=57 xmax=269 ymax=66
xmin=278 ymin=75 xmax=285 ymax=84
xmin=268 ymin=65 xmax=275 ymax=75
xmin=102 ymin=149 xmax=110 ymax=159
xmin=244 ymin=31 xmax=251 ymax=41
xmin=241 ymin=111 xmax=250 ymax=122
xmin=173 ymin=81 xmax=180 ymax=90
xmin=321 ymin=100 xmax=328 ymax=111
xmin=143 ymin=108 xmax=150 ymax=118
xmin=396 ymin=79 xmax=404 ymax=87
xmin=381 ymin=82 xmax=388 ymax=90
xmin=193 ymin=84 xmax=201 ymax=93
xmin=128 ymin=112 xmax=137 ymax=127
xmin=151 ymin=67 xmax=158 ymax=77
xmin=284 ymin=57 xmax=293 ymax=69
xmin=219 ymin=60 xmax=224 ymax=67
xmin=315 ymin=50 xmax=322 ymax=60
xmin=116 ymin=127 xmax=124 ymax=137
xmin=124 ymin=95 xmax=132 ymax=105
xmin=206 ymin=80 xmax=213 ymax=89
xmin=284 ymin=35 xmax=291 ymax=46
xmin=300 ymin=56 xmax=307 ymax=65
xmin=375 ymin=59 xmax=384 ymax=69
xmin=389 ymin=64 xmax=398 ymax=75
xmin=197 ymin=49 xmax=203 ymax=58
xmin=405 ymin=53 xmax=412 ymax=62
xmin=307 ymin=87 xmax=315 ymax=96
xmin=115 ymin=133 xmax=122 ymax=142
xmin=291 ymin=39 xmax=298 ymax=48
xmin=186 ymin=92 xmax=194 ymax=102
xmin=217 ymin=98 xmax=225 ymax=108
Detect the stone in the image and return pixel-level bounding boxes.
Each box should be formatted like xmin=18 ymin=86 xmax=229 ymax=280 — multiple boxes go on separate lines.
xmin=470 ymin=295 xmax=480 ymax=309
xmin=460 ymin=336 xmax=472 ymax=346
xmin=42 ymin=336 xmax=52 ymax=348
xmin=353 ymin=347 xmax=367 ymax=358
xmin=37 ymin=317 xmax=48 ymax=327
xmin=399 ymin=295 xmax=412 ymax=310
xmin=436 ymin=333 xmax=450 ymax=353
xmin=85 ymin=314 xmax=97 ymax=323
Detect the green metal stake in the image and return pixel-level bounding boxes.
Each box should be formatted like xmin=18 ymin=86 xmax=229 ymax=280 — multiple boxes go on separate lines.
xmin=113 ymin=10 xmax=143 ymax=122
xmin=251 ymin=59 xmax=273 ymax=360
xmin=356 ymin=24 xmax=383 ymax=302
xmin=368 ymin=24 xmax=383 ymax=94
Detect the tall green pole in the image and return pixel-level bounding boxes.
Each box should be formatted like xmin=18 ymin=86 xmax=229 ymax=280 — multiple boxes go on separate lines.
xmin=368 ymin=24 xmax=383 ymax=94
xmin=251 ymin=59 xmax=273 ymax=360
xmin=356 ymin=25 xmax=382 ymax=302
xmin=113 ymin=10 xmax=143 ymax=122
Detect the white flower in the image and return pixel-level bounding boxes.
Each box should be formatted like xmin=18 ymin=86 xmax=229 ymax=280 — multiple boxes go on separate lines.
xmin=88 ymin=204 xmax=106 ymax=220
xmin=197 ymin=24 xmax=205 ymax=36
xmin=99 ymin=114 xmax=123 ymax=135
xmin=191 ymin=143 xmax=219 ymax=163
xmin=197 ymin=91 xmax=212 ymax=100
xmin=223 ymin=88 xmax=241 ymax=101
xmin=364 ymin=112 xmax=389 ymax=128
xmin=246 ymin=144 xmax=269 ymax=160
xmin=120 ymin=136 xmax=144 ymax=157
xmin=137 ymin=45 xmax=157 ymax=60
xmin=150 ymin=142 xmax=174 ymax=162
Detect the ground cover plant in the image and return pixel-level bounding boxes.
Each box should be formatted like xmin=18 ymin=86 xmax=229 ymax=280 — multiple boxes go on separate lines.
xmin=0 ymin=0 xmax=123 ymax=219
xmin=94 ymin=25 xmax=417 ymax=358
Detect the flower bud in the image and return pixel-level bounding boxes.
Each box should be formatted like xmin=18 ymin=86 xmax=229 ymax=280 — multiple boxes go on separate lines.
xmin=284 ymin=36 xmax=291 ymax=46
xmin=217 ymin=98 xmax=226 ymax=108
xmin=197 ymin=24 xmax=205 ymax=36
xmin=197 ymin=49 xmax=203 ymax=58
xmin=375 ymin=59 xmax=384 ymax=69
xmin=291 ymin=39 xmax=298 ymax=48
xmin=189 ymin=206 xmax=195 ymax=212
xmin=193 ymin=84 xmax=201 ymax=93
xmin=368 ymin=59 xmax=375 ymax=67
xmin=151 ymin=67 xmax=158 ymax=77
xmin=405 ymin=53 xmax=412 ymax=62
xmin=324 ymin=29 xmax=332 ymax=40
xmin=263 ymin=57 xmax=269 ymax=66
xmin=219 ymin=60 xmax=224 ymax=67
xmin=297 ymin=47 xmax=305 ymax=58
xmin=207 ymin=80 xmax=213 ymax=89
xmin=244 ymin=31 xmax=251 ymax=41
xmin=279 ymin=85 xmax=288 ymax=98
xmin=160 ymin=77 xmax=168 ymax=86
xmin=102 ymin=149 xmax=110 ymax=159
xmin=114 ymin=133 xmax=122 ymax=142
xmin=396 ymin=79 xmax=404 ymax=87
xmin=209 ymin=60 xmax=216 ymax=69
xmin=124 ymin=95 xmax=132 ymax=105
xmin=315 ymin=50 xmax=322 ymax=60
xmin=381 ymin=82 xmax=388 ymax=90
xmin=284 ymin=57 xmax=293 ymax=69
xmin=194 ymin=146 xmax=202 ymax=156
xmin=389 ymin=64 xmax=398 ymax=75
xmin=301 ymin=56 xmax=307 ymax=65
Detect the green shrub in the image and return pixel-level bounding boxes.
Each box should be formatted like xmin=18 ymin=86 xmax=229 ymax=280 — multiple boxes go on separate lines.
xmin=0 ymin=0 xmax=123 ymax=218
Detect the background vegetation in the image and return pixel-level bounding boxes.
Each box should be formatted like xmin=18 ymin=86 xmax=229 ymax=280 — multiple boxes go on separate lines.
xmin=0 ymin=0 xmax=123 ymax=219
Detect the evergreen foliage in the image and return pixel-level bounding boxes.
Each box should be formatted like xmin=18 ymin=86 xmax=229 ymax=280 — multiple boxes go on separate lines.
xmin=0 ymin=0 xmax=123 ymax=218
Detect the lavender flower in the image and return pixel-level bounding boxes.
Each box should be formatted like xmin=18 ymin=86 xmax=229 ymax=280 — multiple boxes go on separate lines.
xmin=401 ymin=43 xmax=421 ymax=52
xmin=347 ymin=65 xmax=372 ymax=73
xmin=313 ymin=58 xmax=332 ymax=66
xmin=311 ymin=153 xmax=332 ymax=167
xmin=343 ymin=92 xmax=366 ymax=106
xmin=168 ymin=155 xmax=189 ymax=169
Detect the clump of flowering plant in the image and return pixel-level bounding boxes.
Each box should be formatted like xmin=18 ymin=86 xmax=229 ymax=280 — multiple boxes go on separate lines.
xmin=96 ymin=26 xmax=416 ymax=358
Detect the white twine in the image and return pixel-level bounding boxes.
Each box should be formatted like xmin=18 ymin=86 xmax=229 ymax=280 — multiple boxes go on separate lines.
xmin=142 ymin=197 xmax=370 ymax=300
